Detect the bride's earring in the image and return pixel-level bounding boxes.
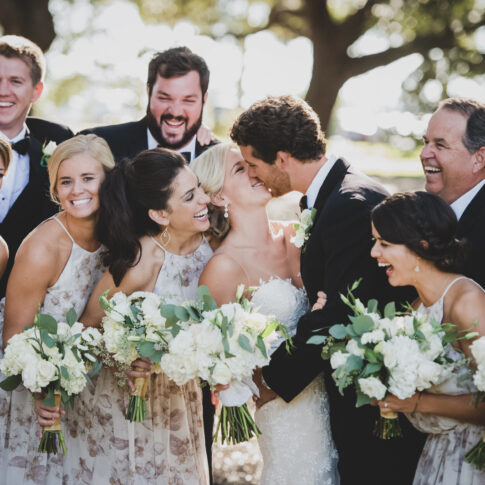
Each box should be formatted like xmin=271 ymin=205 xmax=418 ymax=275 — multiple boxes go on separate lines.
xmin=224 ymin=204 xmax=229 ymax=219
xmin=414 ymin=258 xmax=420 ymax=273
xmin=160 ymin=227 xmax=170 ymax=246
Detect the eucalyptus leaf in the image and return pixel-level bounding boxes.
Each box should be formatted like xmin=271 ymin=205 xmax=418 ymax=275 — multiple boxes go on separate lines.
xmin=186 ymin=306 xmax=202 ymax=321
xmin=238 ymin=334 xmax=253 ymax=353
xmin=203 ymin=294 xmax=217 ymax=311
xmin=256 ymin=335 xmax=267 ymax=359
xmin=160 ymin=304 xmax=177 ymax=319
xmin=0 ymin=374 xmax=22 ymax=391
xmin=60 ymin=366 xmax=70 ymax=380
xmin=307 ymin=335 xmax=327 ymax=345
xmin=43 ymin=388 xmax=55 ymax=407
xmin=356 ymin=390 xmax=374 ymax=408
xmin=352 ymin=315 xmax=375 ymax=336
xmin=346 ymin=354 xmax=364 ymax=372
xmin=36 ymin=314 xmax=58 ymax=334
xmin=329 ymin=324 xmax=348 ymax=340
xmin=66 ymin=308 xmax=77 ymax=327
xmin=174 ymin=306 xmax=190 ymax=322
xmin=367 ymin=299 xmax=378 ymax=314
xmin=362 ymin=362 xmax=382 ymax=376
xmin=40 ymin=329 xmax=55 ymax=348
xmin=137 ymin=341 xmax=155 ymax=359
xmin=384 ymin=301 xmax=396 ymax=320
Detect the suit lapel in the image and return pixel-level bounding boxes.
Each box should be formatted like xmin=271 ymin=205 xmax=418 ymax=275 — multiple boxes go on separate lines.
xmin=132 ymin=117 xmax=149 ymax=154
xmin=458 ymin=183 xmax=485 ymax=234
xmin=313 ymin=158 xmax=349 ymax=214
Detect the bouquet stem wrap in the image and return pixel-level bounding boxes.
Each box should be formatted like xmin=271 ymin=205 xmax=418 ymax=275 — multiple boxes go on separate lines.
xmin=126 ymin=368 xmax=149 ymax=422
xmin=213 ymin=379 xmax=261 ymax=445
xmin=38 ymin=392 xmax=66 ymax=454
xmin=373 ymin=409 xmax=402 ymax=440
xmin=464 ymin=432 xmax=485 ymax=470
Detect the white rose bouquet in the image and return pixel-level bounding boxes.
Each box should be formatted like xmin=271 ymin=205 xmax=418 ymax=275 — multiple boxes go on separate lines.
xmin=308 ymin=281 xmax=461 ymax=439
xmin=160 ymin=285 xmax=290 ymax=444
xmin=0 ymin=308 xmax=102 ymax=454
xmin=464 ymin=336 xmax=485 ymax=469
xmin=99 ymin=290 xmax=171 ymax=422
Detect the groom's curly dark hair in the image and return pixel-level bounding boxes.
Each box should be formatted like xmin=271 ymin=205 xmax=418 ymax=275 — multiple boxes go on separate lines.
xmin=230 ymin=95 xmax=326 ymax=164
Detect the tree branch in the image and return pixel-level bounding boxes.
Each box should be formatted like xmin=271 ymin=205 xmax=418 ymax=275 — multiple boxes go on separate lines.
xmin=343 ymin=28 xmax=457 ymax=79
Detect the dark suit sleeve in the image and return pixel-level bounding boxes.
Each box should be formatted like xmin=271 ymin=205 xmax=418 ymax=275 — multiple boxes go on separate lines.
xmin=263 ymin=196 xmax=386 ymax=402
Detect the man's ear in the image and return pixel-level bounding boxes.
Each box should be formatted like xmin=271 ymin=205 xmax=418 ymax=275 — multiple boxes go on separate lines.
xmin=472 ymin=146 xmax=485 ymax=173
xmin=203 ymin=91 xmax=208 ymax=105
xmin=275 ymin=151 xmax=292 ymax=170
xmin=210 ymin=191 xmax=226 ymax=208
xmin=148 ymin=208 xmax=170 ymax=226
xmin=31 ymin=81 xmax=44 ymax=104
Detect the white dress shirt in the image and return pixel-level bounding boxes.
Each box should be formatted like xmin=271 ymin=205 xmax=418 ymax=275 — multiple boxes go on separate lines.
xmin=450 ymin=179 xmax=485 ymax=221
xmin=305 ymin=154 xmax=338 ymax=210
xmin=0 ymin=126 xmax=30 ymax=223
xmin=147 ymin=129 xmax=197 ymax=163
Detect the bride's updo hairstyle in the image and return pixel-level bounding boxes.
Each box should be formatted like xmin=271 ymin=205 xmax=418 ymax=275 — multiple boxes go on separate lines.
xmin=371 ymin=191 xmax=467 ymax=273
xmin=98 ymin=148 xmax=186 ymax=285
xmin=192 ymin=142 xmax=232 ymax=241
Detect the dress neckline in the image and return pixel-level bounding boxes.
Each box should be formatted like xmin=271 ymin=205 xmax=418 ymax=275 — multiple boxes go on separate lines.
xmin=150 ymin=234 xmax=206 ymax=257
xmin=53 ymin=216 xmax=102 ymax=255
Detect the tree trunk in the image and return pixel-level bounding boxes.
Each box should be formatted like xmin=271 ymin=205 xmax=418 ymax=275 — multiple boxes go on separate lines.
xmin=0 ymin=0 xmax=55 ymax=52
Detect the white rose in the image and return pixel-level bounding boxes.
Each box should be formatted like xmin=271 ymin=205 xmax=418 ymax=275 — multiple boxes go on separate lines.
xmin=330 ymin=350 xmax=350 ymax=369
xmin=43 ymin=140 xmax=57 ymax=156
xmin=290 ymin=227 xmax=306 ymax=248
xmin=346 ymin=339 xmax=365 ymax=357
xmin=415 ymin=359 xmax=443 ymax=390
xmin=81 ymin=327 xmax=103 ymax=347
xmin=192 ymin=321 xmax=223 ymax=354
xmin=471 ymin=337 xmax=485 ymax=367
xmin=300 ymin=209 xmax=314 ymax=226
xmin=358 ymin=376 xmax=387 ymax=400
xmin=211 ymin=362 xmax=232 ymax=385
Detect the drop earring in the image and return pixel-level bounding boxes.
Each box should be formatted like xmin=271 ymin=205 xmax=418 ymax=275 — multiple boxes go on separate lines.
xmin=160 ymin=227 xmax=170 ymax=246
xmin=224 ymin=204 xmax=229 ymax=219
xmin=414 ymin=258 xmax=420 ymax=273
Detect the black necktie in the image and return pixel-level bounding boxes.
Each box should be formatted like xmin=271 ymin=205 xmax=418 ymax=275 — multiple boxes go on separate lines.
xmin=299 ymin=195 xmax=308 ymax=211
xmin=11 ymin=136 xmax=30 ymax=155
xmin=180 ymin=151 xmax=191 ymax=163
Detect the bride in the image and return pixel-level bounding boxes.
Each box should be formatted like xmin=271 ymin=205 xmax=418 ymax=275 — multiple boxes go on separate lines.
xmin=192 ymin=143 xmax=339 ymax=485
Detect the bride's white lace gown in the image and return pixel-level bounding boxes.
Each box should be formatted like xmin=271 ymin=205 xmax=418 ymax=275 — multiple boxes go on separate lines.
xmin=406 ymin=276 xmax=485 ymax=485
xmin=252 ymin=278 xmax=339 ymax=485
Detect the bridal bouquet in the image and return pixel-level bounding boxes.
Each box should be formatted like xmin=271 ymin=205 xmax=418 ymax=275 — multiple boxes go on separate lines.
xmin=464 ymin=336 xmax=485 ymax=469
xmin=308 ymin=281 xmax=458 ymax=439
xmin=99 ymin=291 xmax=171 ymax=422
xmin=160 ymin=285 xmax=288 ymax=444
xmin=0 ymin=308 xmax=102 ymax=454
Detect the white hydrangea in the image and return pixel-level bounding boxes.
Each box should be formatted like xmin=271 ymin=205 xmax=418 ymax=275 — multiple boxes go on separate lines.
xmin=361 ymin=329 xmax=385 ymax=345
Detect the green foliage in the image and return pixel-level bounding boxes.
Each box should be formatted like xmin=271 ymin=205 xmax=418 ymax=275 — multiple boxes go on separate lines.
xmin=0 ymin=374 xmax=22 ymax=391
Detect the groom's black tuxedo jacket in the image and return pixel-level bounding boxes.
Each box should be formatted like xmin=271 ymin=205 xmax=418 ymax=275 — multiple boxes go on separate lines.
xmin=0 ymin=118 xmax=73 ymax=297
xmin=81 ymin=117 xmax=216 ymax=162
xmin=457 ymin=183 xmax=485 ymax=288
xmin=263 ymin=159 xmax=424 ymax=484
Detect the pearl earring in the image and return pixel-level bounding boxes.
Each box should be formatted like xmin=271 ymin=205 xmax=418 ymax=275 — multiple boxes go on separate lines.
xmin=224 ymin=204 xmax=229 ymax=219
xmin=414 ymin=260 xmax=420 ymax=273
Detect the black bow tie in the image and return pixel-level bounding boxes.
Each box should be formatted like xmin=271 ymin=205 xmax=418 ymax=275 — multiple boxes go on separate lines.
xmin=299 ymin=195 xmax=308 ymax=211
xmin=180 ymin=151 xmax=191 ymax=163
xmin=11 ymin=136 xmax=30 ymax=155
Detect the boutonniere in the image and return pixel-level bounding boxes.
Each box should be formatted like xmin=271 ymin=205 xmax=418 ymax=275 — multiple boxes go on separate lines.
xmin=291 ymin=208 xmax=317 ymax=252
xmin=40 ymin=141 xmax=57 ymax=167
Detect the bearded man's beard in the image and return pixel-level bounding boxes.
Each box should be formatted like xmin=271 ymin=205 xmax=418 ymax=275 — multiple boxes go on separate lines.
xmin=146 ymin=106 xmax=203 ymax=150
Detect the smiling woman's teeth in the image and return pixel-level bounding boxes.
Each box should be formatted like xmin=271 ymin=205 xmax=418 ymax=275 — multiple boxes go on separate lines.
xmin=72 ymin=199 xmax=90 ymax=206
xmin=194 ymin=209 xmax=208 ymax=219
xmin=378 ymin=263 xmax=389 ymax=268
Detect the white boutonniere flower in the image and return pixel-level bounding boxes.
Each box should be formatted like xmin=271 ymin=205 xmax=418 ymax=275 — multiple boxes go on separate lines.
xmin=291 ymin=208 xmax=317 ymax=251
xmin=41 ymin=140 xmax=57 ymax=166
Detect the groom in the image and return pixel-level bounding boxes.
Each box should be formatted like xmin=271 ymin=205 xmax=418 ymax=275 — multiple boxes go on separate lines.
xmin=231 ymin=95 xmax=424 ymax=484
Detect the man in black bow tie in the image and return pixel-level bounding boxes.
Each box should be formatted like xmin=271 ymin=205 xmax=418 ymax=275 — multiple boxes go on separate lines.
xmin=231 ymin=95 xmax=424 ymax=485
xmin=0 ymin=35 xmax=73 ymax=297
xmin=82 ymin=47 xmax=217 ymax=164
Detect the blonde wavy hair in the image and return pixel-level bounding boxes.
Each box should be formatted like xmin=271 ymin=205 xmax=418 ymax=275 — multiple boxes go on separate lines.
xmin=48 ymin=134 xmax=115 ymax=204
xmin=192 ymin=142 xmax=234 ymax=241
xmin=0 ymin=134 xmax=12 ymax=173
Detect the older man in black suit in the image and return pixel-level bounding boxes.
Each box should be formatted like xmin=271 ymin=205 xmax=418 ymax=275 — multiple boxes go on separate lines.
xmin=231 ymin=95 xmax=424 ymax=484
xmin=421 ymin=98 xmax=485 ymax=287
xmin=0 ymin=36 xmax=72 ymax=297
xmin=83 ymin=46 xmax=216 ymax=164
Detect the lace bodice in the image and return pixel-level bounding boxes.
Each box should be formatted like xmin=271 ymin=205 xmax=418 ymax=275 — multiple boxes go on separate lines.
xmin=151 ymin=236 xmax=213 ymax=304
xmin=251 ymin=278 xmax=309 ymax=353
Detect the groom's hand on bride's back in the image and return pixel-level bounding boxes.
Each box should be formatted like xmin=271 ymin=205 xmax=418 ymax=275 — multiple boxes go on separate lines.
xmin=311 ymin=291 xmax=327 ymax=311
xmin=253 ymin=368 xmax=277 ymax=409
